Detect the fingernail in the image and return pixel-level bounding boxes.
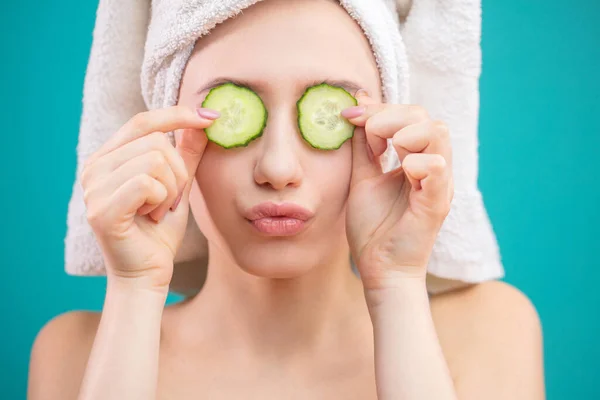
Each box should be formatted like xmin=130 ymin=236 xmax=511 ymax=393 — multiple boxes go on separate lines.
xmin=196 ymin=108 xmax=221 ymax=120
xmin=355 ymin=89 xmax=370 ymax=97
xmin=341 ymin=105 xmax=366 ymax=119
xmin=170 ymin=192 xmax=183 ymax=211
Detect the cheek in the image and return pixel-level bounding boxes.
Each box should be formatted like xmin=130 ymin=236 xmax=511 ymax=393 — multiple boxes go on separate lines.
xmin=196 ymin=147 xmax=237 ymax=204
xmin=309 ymin=143 xmax=353 ymax=209
xmin=193 ymin=144 xmax=252 ymax=233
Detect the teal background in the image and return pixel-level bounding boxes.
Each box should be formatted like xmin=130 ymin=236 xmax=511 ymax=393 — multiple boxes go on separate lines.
xmin=1 ymin=0 xmax=598 ymax=398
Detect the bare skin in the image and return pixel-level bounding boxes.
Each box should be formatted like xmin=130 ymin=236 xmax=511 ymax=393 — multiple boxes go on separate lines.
xmin=28 ymin=1 xmax=544 ymax=399
xmin=28 ymin=282 xmax=543 ymax=399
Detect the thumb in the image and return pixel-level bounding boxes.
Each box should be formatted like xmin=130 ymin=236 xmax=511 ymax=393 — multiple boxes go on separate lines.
xmin=171 ymin=127 xmax=209 ymax=211
xmin=345 ymin=91 xmax=388 ymax=158
xmin=351 ymin=126 xmax=382 ymax=188
xmin=350 ymin=91 xmax=382 ymax=187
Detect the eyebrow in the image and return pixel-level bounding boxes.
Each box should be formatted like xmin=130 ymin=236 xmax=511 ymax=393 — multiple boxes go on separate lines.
xmin=195 ymin=77 xmax=364 ymax=96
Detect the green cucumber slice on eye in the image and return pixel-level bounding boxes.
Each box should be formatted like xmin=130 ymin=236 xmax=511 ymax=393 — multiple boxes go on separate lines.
xmin=297 ymin=83 xmax=358 ymax=150
xmin=202 ymin=83 xmax=268 ymax=149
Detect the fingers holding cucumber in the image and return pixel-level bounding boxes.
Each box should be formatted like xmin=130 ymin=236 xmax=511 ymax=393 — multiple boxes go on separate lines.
xmin=81 ymin=105 xmax=217 ymax=290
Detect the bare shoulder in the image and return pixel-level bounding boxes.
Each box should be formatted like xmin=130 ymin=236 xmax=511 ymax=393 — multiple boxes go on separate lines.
xmin=430 ymin=281 xmax=545 ymax=399
xmin=28 ymin=310 xmax=101 ymax=400
xmin=430 ymin=280 xmax=541 ymax=330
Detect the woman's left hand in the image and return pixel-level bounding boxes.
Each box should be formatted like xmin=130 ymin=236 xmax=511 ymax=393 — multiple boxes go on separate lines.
xmin=343 ymin=91 xmax=454 ymax=291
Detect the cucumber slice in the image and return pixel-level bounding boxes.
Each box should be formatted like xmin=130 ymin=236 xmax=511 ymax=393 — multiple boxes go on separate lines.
xmin=297 ymin=83 xmax=357 ymax=150
xmin=202 ymin=83 xmax=267 ymax=149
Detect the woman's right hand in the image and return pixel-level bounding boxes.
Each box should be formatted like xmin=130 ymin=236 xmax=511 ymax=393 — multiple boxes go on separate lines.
xmin=81 ymin=105 xmax=218 ymax=292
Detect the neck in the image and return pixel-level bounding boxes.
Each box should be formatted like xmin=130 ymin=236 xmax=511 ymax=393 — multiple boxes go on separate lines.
xmin=180 ymin=240 xmax=368 ymax=358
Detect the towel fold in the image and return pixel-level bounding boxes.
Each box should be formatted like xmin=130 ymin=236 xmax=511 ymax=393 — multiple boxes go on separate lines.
xmin=65 ymin=0 xmax=504 ymax=294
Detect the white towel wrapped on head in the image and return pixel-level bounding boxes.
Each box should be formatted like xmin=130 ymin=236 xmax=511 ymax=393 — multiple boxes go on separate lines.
xmin=65 ymin=0 xmax=504 ymax=295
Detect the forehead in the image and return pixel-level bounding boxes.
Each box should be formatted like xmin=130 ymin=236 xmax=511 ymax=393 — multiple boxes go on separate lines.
xmin=186 ymin=0 xmax=381 ymax=95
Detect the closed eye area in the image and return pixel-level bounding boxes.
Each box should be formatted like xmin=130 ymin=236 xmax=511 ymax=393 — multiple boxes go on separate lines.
xmin=200 ymin=80 xmax=358 ymax=150
xmin=195 ymin=77 xmax=364 ymax=98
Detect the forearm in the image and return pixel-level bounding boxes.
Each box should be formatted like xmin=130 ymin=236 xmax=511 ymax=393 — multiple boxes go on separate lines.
xmin=366 ymin=278 xmax=457 ymax=400
xmin=78 ymin=279 xmax=167 ymax=400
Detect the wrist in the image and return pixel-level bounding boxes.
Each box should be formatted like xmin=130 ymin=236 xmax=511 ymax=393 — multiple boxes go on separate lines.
xmin=363 ymin=274 xmax=429 ymax=310
xmin=107 ymin=273 xmax=171 ymax=298
xmin=103 ymin=278 xmax=168 ymax=322
xmin=106 ymin=272 xmax=169 ymax=296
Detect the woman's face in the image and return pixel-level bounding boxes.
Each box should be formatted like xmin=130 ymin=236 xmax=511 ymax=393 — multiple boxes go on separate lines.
xmin=177 ymin=0 xmax=381 ymax=278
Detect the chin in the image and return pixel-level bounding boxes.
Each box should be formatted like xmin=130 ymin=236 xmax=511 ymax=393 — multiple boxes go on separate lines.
xmin=233 ymin=243 xmax=320 ymax=279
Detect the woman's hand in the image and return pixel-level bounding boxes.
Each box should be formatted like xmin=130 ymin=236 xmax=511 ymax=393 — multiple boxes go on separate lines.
xmin=343 ymin=93 xmax=458 ymax=400
xmin=344 ymin=91 xmax=454 ymax=291
xmin=81 ymin=105 xmax=218 ymax=292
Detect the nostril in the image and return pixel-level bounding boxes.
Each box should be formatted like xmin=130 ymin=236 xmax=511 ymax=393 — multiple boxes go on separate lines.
xmin=253 ymin=154 xmax=303 ymax=190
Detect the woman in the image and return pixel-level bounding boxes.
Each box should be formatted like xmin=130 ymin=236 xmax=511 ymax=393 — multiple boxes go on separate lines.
xmin=28 ymin=0 xmax=544 ymax=398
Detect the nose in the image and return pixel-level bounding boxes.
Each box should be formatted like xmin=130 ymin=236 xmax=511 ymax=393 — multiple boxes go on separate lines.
xmin=253 ymin=113 xmax=303 ymax=190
